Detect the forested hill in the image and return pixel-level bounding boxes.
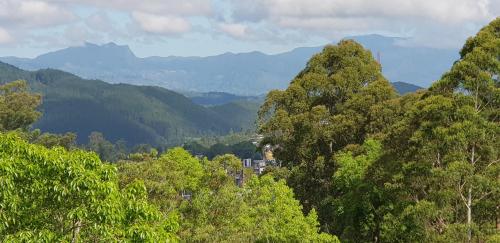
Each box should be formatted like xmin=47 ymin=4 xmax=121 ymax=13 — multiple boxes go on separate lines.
xmin=0 ymin=61 xmax=259 ymax=146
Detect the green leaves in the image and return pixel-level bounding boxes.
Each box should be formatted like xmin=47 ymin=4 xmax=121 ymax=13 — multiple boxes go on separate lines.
xmin=334 ymin=139 xmax=381 ymax=190
xmin=376 ymin=17 xmax=500 ymax=243
xmin=117 ymin=146 xmax=338 ymax=242
xmin=0 ymin=80 xmax=41 ymax=132
xmin=258 ymin=37 xmax=398 ymax=241
xmin=0 ymin=132 xmax=178 ymax=242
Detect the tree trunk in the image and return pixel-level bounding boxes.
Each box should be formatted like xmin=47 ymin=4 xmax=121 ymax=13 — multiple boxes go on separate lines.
xmin=467 ymin=187 xmax=472 ymax=243
xmin=467 ymin=146 xmax=475 ymax=243
xmin=71 ymin=219 xmax=81 ymax=243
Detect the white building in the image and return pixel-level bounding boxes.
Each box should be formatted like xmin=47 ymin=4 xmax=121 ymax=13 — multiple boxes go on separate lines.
xmin=242 ymin=158 xmax=252 ymax=168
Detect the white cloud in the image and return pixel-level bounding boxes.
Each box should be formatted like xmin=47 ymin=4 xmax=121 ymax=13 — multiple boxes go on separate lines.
xmin=0 ymin=0 xmax=498 ymax=50
xmin=131 ymin=11 xmax=191 ymax=34
xmin=0 ymin=0 xmax=76 ymax=28
xmin=225 ymin=0 xmax=498 ymax=48
xmin=218 ymin=23 xmax=248 ymax=39
xmin=73 ymin=1 xmax=210 ymax=36
xmin=229 ymin=0 xmax=494 ymax=23
xmin=67 ymin=0 xmax=212 ymax=16
xmin=0 ymin=27 xmax=13 ymax=43
xmin=85 ymin=12 xmax=115 ymax=33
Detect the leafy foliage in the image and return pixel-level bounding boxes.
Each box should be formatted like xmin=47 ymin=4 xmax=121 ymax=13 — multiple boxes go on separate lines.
xmin=258 ymin=39 xmax=397 ymax=231
xmin=0 ymin=80 xmax=41 ymax=131
xmin=377 ymin=17 xmax=500 ymax=242
xmin=118 ymin=147 xmax=339 ymax=242
xmin=0 ymin=132 xmax=178 ymax=242
xmin=184 ymin=140 xmax=261 ymax=160
xmin=258 ymin=18 xmax=500 ymax=242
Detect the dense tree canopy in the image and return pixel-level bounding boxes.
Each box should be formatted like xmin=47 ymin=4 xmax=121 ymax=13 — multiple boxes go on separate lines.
xmin=118 ymin=147 xmax=339 ymax=242
xmin=0 ymin=133 xmax=178 ymax=242
xmin=258 ymin=39 xmax=397 ymax=230
xmin=377 ymin=17 xmax=500 ymax=242
xmin=258 ymin=18 xmax=499 ymax=242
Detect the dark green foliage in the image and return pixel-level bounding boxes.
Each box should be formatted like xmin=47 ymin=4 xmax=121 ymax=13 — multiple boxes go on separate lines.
xmin=184 ymin=140 xmax=261 ymax=160
xmin=208 ymin=100 xmax=261 ymax=132
xmin=0 ymin=16 xmax=497 ymax=243
xmin=87 ymin=131 xmax=127 ymax=162
xmin=376 ymin=17 xmax=500 ymax=242
xmin=0 ymin=63 xmax=257 ymax=147
xmin=258 ymin=39 xmax=397 ymax=233
xmin=259 ymin=18 xmax=500 ymax=243
xmin=28 ymin=129 xmax=77 ymax=150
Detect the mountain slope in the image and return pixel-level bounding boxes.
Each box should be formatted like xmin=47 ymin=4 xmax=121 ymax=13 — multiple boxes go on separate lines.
xmin=208 ymin=101 xmax=261 ymax=131
xmin=0 ymin=62 xmax=255 ymax=146
xmin=391 ymin=81 xmax=423 ymax=94
xmin=1 ymin=35 xmax=458 ymax=95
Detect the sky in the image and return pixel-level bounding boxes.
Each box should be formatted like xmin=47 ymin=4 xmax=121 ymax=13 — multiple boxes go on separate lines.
xmin=0 ymin=0 xmax=498 ymax=58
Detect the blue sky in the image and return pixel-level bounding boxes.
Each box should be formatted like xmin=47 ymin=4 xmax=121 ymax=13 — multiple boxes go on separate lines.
xmin=0 ymin=0 xmax=498 ymax=58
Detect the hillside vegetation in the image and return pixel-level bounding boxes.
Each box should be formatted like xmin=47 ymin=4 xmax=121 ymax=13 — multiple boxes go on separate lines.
xmin=0 ymin=62 xmax=259 ymax=146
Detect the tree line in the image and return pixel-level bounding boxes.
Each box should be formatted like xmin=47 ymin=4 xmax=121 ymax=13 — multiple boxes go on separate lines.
xmin=258 ymin=17 xmax=499 ymax=242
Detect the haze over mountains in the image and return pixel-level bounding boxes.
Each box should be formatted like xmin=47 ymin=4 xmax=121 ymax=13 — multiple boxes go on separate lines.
xmin=1 ymin=35 xmax=457 ymax=95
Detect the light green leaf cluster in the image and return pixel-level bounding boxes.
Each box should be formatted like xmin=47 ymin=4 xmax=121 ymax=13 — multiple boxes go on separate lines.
xmin=118 ymin=147 xmax=339 ymax=242
xmin=0 ymin=80 xmax=41 ymax=132
xmin=0 ymin=132 xmax=178 ymax=242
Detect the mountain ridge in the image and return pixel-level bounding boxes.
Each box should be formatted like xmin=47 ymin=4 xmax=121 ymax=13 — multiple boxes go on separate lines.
xmin=0 ymin=35 xmax=457 ymax=95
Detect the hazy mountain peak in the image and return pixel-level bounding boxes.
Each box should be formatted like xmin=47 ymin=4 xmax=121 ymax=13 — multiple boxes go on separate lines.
xmin=81 ymin=42 xmax=134 ymax=54
xmin=30 ymin=41 xmax=138 ymax=70
xmin=0 ymin=34 xmax=459 ymax=94
xmin=103 ymin=42 xmax=118 ymax=46
xmin=83 ymin=41 xmax=98 ymax=47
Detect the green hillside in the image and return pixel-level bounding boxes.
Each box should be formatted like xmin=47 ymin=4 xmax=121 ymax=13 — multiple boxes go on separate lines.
xmin=0 ymin=62 xmax=257 ymax=146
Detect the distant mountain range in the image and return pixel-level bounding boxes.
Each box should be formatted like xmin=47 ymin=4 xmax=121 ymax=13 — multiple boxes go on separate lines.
xmin=0 ymin=35 xmax=457 ymax=95
xmin=0 ymin=62 xmax=259 ymax=146
xmin=186 ymin=80 xmax=423 ymax=106
xmin=185 ymin=92 xmax=265 ymax=106
xmin=390 ymin=82 xmax=423 ymax=95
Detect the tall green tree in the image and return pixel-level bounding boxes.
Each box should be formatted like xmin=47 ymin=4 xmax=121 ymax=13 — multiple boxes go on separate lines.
xmin=87 ymin=131 xmax=126 ymax=162
xmin=0 ymin=80 xmax=41 ymax=131
xmin=258 ymin=39 xmax=397 ymax=230
xmin=379 ymin=17 xmax=499 ymax=242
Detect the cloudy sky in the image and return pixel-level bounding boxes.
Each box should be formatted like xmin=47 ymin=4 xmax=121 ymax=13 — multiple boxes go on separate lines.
xmin=0 ymin=0 xmax=498 ymax=57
